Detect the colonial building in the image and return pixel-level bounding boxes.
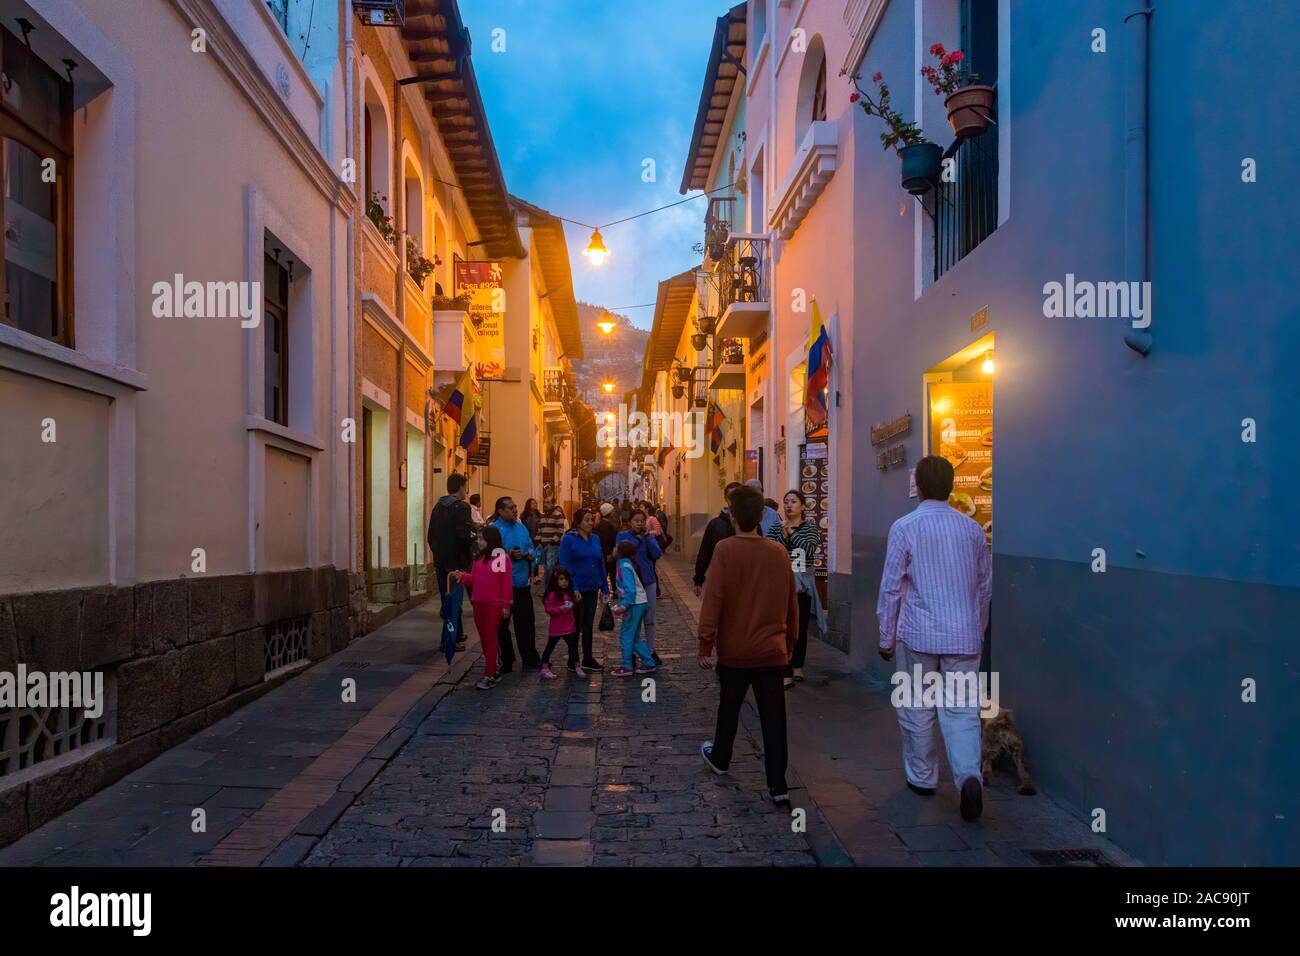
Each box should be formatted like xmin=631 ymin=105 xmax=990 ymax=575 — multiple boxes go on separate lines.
xmin=0 ymin=0 xmax=356 ymax=845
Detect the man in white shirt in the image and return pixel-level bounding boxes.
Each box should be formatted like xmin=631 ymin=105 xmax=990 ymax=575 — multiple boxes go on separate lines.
xmin=877 ymin=454 xmax=992 ymax=821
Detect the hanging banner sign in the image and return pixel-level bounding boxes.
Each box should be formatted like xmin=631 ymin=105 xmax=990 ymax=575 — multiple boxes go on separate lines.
xmin=454 ymin=259 xmax=505 ymax=380
xmin=466 ymin=435 xmax=491 ymax=467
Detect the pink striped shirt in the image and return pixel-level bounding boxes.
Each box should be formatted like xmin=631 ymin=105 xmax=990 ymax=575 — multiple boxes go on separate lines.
xmin=877 ymin=500 xmax=991 ymax=655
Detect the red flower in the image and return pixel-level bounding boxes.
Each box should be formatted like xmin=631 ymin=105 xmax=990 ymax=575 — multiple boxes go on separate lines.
xmin=947 ymin=50 xmax=965 ymax=64
xmin=849 ymin=92 xmax=861 ymax=103
xmin=872 ymin=71 xmax=882 ymax=83
xmin=930 ymin=42 xmax=945 ymax=56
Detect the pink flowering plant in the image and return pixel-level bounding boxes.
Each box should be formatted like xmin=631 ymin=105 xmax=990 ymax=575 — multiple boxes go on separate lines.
xmin=850 ymin=71 xmax=926 ymax=155
xmin=921 ymin=43 xmax=979 ymax=96
xmin=367 ymin=192 xmax=397 ymax=244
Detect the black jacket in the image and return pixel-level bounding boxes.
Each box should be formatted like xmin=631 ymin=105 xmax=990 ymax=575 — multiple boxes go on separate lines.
xmin=693 ymin=509 xmax=734 ymax=586
xmin=428 ymin=494 xmax=475 ymax=570
xmin=593 ymin=516 xmax=619 ymax=566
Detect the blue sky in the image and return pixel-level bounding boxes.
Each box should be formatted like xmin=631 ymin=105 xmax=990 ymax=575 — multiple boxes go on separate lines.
xmin=461 ymin=0 xmax=721 ymax=329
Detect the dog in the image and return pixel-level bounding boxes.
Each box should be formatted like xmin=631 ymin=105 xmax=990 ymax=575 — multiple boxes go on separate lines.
xmin=980 ymin=708 xmax=1037 ymax=795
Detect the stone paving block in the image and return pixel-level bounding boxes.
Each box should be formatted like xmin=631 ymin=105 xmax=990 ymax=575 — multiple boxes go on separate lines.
xmin=531 ymin=839 xmax=593 ymax=866
xmin=533 ymin=811 xmax=595 ymax=840
xmin=262 ymin=834 xmax=318 ymax=867
xmin=543 ymin=787 xmax=593 ymax=811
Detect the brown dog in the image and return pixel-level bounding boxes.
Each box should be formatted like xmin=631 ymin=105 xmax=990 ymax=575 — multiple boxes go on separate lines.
xmin=980 ymin=709 xmax=1037 ymax=795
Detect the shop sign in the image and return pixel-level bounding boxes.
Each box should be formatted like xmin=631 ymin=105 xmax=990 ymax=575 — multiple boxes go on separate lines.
xmin=870 ymin=412 xmax=911 ymax=446
xmin=876 ymin=443 xmax=906 ymax=471
xmin=466 ymin=436 xmax=491 ymax=467
xmin=454 ymin=259 xmax=505 ymax=380
xmin=970 ymin=306 xmax=989 ymax=332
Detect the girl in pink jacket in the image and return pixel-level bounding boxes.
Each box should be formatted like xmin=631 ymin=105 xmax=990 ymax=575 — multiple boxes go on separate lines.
xmin=452 ymin=525 xmax=513 ymax=690
xmin=540 ymin=568 xmax=585 ymax=680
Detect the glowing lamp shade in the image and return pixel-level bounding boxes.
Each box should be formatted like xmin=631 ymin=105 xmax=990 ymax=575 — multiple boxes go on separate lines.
xmin=601 ymin=382 xmax=616 ymax=394
xmin=597 ymin=319 xmax=616 ymax=335
xmin=982 ymin=351 xmax=995 ymax=375
xmin=583 ymin=228 xmax=610 ymax=265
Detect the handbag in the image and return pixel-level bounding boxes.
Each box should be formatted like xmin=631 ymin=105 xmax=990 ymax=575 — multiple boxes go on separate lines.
xmin=598 ymin=597 xmax=615 ymax=632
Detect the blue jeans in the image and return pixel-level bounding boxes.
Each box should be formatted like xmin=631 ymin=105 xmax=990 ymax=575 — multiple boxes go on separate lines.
xmin=618 ymin=603 xmax=654 ymax=670
xmin=542 ymin=544 xmax=561 ymax=580
xmin=436 ymin=563 xmax=465 ymax=644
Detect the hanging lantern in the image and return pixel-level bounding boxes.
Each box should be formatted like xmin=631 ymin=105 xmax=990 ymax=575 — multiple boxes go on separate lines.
xmin=583 ymin=228 xmax=610 ymax=264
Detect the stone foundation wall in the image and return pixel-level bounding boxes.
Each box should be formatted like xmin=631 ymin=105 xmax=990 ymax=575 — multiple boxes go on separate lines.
xmin=0 ymin=565 xmax=373 ymax=848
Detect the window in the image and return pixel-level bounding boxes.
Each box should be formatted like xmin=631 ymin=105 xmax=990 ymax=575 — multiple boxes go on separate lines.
xmin=266 ymin=0 xmax=291 ymax=34
xmin=812 ymin=59 xmax=827 ymax=123
xmin=264 ymin=253 xmax=290 ymax=425
xmin=0 ymin=26 xmax=74 ymax=346
xmin=931 ymin=0 xmax=999 ymax=281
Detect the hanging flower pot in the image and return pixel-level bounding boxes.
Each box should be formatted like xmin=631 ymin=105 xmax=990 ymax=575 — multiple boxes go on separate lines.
xmin=671 ymin=384 xmax=685 ymax=400
xmin=674 ymin=365 xmax=693 ymax=384
xmin=691 ymin=332 xmax=708 ymax=352
xmin=945 ymin=84 xmax=995 ymax=138
xmin=697 ymin=314 xmax=717 ymax=335
xmin=899 ymin=142 xmax=942 ymax=195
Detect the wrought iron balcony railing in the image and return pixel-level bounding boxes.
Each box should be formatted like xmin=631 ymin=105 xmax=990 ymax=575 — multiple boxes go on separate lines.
xmin=929 ymin=124 xmax=998 ymax=281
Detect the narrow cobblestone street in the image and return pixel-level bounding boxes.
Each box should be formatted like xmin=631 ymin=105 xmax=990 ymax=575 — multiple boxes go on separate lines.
xmin=0 ymin=555 xmax=1128 ymax=868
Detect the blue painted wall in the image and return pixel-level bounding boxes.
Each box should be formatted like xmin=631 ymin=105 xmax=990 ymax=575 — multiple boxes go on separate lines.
xmin=842 ymin=0 xmax=1300 ymax=864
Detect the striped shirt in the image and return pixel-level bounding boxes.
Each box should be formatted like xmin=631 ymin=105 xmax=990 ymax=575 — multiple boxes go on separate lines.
xmin=876 ymin=500 xmax=991 ymax=655
xmin=535 ymin=507 xmax=567 ymax=547
xmin=766 ymin=519 xmax=821 ymax=564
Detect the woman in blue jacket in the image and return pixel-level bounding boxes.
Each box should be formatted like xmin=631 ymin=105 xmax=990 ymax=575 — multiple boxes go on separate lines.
xmin=558 ymin=508 xmax=609 ymax=672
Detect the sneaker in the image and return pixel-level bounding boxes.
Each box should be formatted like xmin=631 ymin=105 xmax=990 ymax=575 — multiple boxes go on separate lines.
xmin=700 ymin=741 xmax=727 ymax=775
xmin=497 ymin=663 xmax=514 ymax=675
xmin=783 ymin=679 xmax=796 ymax=691
xmin=959 ymin=777 xmax=984 ymax=821
xmin=539 ymin=664 xmax=557 ymax=680
xmin=634 ymin=663 xmax=657 ymax=675
xmin=475 ymin=676 xmax=497 ymax=690
xmin=582 ymin=659 xmax=604 ymax=672
xmin=651 ymin=652 xmax=662 ymax=665
xmin=770 ymin=789 xmax=790 ymax=806
xmin=574 ymin=664 xmax=587 ymax=679
xmin=609 ymin=666 xmax=634 ymax=678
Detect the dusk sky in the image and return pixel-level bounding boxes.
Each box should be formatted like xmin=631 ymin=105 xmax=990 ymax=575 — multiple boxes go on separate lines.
xmin=461 ymin=0 xmax=722 ymax=329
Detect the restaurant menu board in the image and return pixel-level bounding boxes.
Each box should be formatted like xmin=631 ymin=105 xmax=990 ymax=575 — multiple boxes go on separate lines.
xmin=454 ymin=259 xmax=505 ymax=380
xmin=929 ymin=381 xmax=992 ymax=548
xmin=798 ymin=442 xmax=830 ymax=576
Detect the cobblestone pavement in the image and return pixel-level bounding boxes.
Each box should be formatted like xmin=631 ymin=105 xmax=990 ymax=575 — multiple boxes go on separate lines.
xmin=303 ymin=563 xmax=816 ymax=867
xmin=1 ymin=553 xmax=1132 ymax=868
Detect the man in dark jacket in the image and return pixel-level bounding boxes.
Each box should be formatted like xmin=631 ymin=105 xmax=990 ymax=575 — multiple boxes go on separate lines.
xmin=693 ymin=482 xmax=743 ymax=597
xmin=594 ymin=502 xmax=619 ymax=591
xmin=427 ymin=473 xmax=476 ymax=649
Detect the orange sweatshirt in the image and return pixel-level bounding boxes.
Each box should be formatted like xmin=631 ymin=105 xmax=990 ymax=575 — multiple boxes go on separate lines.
xmin=698 ymin=535 xmax=799 ymax=668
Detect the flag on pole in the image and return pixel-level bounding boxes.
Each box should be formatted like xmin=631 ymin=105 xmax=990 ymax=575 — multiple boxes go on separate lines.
xmin=444 ymin=367 xmax=476 ymax=426
xmin=706 ymin=401 xmax=735 ymax=461
xmin=460 ymin=410 xmax=480 ymax=455
xmin=805 ymin=300 xmax=834 ymax=431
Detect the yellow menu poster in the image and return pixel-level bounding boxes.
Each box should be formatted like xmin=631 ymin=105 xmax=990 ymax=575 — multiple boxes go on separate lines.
xmin=929 ymin=381 xmax=992 ymax=547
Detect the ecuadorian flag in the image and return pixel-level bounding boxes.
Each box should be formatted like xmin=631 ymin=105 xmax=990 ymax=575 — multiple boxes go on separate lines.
xmin=805 ymin=301 xmax=833 ymax=431
xmin=444 ymin=367 xmax=475 ymax=426
xmin=459 ymin=411 xmax=480 ymax=455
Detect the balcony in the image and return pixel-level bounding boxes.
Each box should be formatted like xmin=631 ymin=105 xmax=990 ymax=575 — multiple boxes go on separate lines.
xmin=543 ymin=366 xmax=574 ymax=432
xmin=708 ymin=338 xmax=746 ymax=392
xmin=769 ymin=120 xmax=837 ymax=240
xmin=926 ymin=127 xmax=999 ymax=282
xmin=710 ymin=233 xmax=770 ymax=341
xmin=432 ymin=306 xmax=476 ymax=373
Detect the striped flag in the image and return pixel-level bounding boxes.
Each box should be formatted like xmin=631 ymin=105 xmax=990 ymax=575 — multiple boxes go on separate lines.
xmin=805 ymin=300 xmax=833 ymax=431
xmin=444 ymin=367 xmax=476 ymax=426
xmin=459 ymin=410 xmax=480 ymax=455
xmin=706 ymin=401 xmax=735 ymax=460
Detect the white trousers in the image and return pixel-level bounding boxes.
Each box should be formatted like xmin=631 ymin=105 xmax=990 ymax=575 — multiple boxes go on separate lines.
xmin=893 ymin=642 xmax=982 ymax=790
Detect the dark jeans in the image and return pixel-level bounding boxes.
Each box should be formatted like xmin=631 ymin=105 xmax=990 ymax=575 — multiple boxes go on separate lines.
xmin=710 ymin=665 xmax=789 ymax=794
xmin=541 ymin=631 xmax=577 ymax=666
xmin=434 ymin=563 xmax=465 ymax=646
xmin=498 ymin=586 xmax=539 ymax=668
xmin=785 ymin=592 xmax=812 ymax=675
xmin=576 ymin=589 xmax=600 ymax=664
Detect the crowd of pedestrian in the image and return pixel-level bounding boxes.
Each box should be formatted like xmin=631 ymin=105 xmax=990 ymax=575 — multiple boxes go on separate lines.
xmin=427 ymin=458 xmax=990 ymax=821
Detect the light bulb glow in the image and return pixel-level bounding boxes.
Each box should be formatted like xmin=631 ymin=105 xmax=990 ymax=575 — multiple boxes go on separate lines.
xmin=583 ymin=228 xmax=610 ymax=265
xmin=597 ymin=320 xmax=615 ymax=334
xmin=982 ymin=352 xmax=995 ymax=375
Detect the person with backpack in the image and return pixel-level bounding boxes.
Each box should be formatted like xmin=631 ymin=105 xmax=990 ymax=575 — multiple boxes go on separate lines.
xmin=693 ymin=482 xmax=742 ymax=597
xmin=427 ymin=473 xmax=476 ymax=652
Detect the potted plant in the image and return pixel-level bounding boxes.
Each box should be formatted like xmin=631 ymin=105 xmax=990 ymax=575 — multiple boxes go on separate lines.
xmin=706 ymin=219 xmax=729 ymax=261
xmin=922 ymin=43 xmax=995 ymax=138
xmin=671 ymin=383 xmax=685 ymax=400
xmin=366 ymin=192 xmax=397 ymax=245
xmin=431 ymin=292 xmax=472 ymax=311
xmin=851 ymin=72 xmax=940 ymax=196
xmin=697 ymin=314 xmax=717 ymax=335
xmin=406 ymin=239 xmax=439 ymax=287
xmin=691 ymin=332 xmax=708 ymax=352
xmin=674 ymin=363 xmax=693 ymax=384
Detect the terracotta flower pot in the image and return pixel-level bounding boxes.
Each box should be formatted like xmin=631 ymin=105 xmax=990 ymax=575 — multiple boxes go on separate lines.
xmin=945 ymin=84 xmax=995 ymax=138
xmin=899 ymin=142 xmax=942 ymax=195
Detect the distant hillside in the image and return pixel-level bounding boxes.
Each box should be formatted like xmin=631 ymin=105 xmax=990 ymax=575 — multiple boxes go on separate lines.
xmin=572 ymin=302 xmax=650 ymax=404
